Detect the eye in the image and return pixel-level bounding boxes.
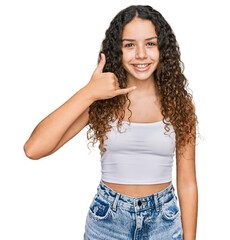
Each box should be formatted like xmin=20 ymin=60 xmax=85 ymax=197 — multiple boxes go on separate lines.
xmin=147 ymin=42 xmax=156 ymax=46
xmin=124 ymin=43 xmax=134 ymax=48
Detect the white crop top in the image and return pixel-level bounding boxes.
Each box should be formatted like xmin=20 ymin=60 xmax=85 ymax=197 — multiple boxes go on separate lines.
xmin=100 ymin=118 xmax=176 ymax=185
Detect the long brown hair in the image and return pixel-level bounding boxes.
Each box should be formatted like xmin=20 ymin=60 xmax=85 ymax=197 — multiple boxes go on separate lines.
xmin=86 ymin=5 xmax=202 ymax=156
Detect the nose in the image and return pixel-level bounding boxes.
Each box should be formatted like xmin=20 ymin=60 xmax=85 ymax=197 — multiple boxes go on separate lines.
xmin=135 ymin=45 xmax=147 ymax=59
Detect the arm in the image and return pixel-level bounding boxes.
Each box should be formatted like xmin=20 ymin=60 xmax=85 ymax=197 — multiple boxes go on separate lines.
xmin=24 ymin=53 xmax=136 ymax=160
xmin=23 ymin=85 xmax=94 ymax=160
xmin=176 ymin=108 xmax=198 ymax=240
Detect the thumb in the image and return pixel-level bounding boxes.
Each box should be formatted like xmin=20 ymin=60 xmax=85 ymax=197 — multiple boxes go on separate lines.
xmin=95 ymin=53 xmax=106 ymax=73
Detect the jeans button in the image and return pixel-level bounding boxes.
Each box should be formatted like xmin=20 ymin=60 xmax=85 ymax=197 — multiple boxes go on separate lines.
xmin=138 ymin=200 xmax=142 ymax=206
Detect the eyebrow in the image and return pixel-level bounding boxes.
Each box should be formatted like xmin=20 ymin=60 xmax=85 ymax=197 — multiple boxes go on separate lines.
xmin=122 ymin=36 xmax=158 ymax=42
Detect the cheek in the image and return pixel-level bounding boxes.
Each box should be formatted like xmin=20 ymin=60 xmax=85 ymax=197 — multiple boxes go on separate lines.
xmin=121 ymin=56 xmax=130 ymax=72
xmin=150 ymin=49 xmax=160 ymax=62
xmin=122 ymin=50 xmax=133 ymax=63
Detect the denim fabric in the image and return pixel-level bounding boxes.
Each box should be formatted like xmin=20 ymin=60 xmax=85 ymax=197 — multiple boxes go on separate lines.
xmin=84 ymin=180 xmax=183 ymax=240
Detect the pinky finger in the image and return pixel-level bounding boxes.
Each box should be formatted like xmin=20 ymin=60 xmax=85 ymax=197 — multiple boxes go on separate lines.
xmin=115 ymin=86 xmax=137 ymax=96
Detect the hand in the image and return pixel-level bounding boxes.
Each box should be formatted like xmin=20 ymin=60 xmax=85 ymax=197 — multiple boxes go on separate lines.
xmin=86 ymin=53 xmax=136 ymax=101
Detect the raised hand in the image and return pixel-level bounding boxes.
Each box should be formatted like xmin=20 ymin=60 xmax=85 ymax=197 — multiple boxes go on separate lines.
xmin=86 ymin=53 xmax=136 ymax=101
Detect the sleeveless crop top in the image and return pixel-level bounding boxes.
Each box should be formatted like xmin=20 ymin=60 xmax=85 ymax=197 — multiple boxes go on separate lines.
xmin=100 ymin=118 xmax=176 ymax=185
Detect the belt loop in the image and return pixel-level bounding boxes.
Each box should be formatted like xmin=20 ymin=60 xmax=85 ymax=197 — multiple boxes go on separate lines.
xmin=154 ymin=193 xmax=159 ymax=212
xmin=112 ymin=192 xmax=120 ymax=212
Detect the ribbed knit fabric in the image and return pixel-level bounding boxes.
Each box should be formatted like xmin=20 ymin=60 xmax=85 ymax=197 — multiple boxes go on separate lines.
xmin=100 ymin=119 xmax=176 ymax=185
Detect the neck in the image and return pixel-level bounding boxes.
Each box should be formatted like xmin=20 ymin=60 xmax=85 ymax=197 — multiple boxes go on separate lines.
xmin=127 ymin=80 xmax=159 ymax=98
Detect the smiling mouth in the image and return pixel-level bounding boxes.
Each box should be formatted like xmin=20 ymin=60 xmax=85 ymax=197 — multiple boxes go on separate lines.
xmin=132 ymin=63 xmax=151 ymax=71
xmin=133 ymin=64 xmax=150 ymax=67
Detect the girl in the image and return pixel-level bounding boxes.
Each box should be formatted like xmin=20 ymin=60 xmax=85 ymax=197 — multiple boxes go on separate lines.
xmin=24 ymin=5 xmax=199 ymax=240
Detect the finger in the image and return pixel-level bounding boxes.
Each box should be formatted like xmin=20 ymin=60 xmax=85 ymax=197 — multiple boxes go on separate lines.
xmin=114 ymin=81 xmax=119 ymax=89
xmin=95 ymin=53 xmax=106 ymax=74
xmin=113 ymin=76 xmax=120 ymax=89
xmin=115 ymin=86 xmax=137 ymax=96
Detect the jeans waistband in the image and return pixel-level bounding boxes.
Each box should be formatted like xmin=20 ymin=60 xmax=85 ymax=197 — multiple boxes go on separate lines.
xmin=96 ymin=180 xmax=175 ymax=213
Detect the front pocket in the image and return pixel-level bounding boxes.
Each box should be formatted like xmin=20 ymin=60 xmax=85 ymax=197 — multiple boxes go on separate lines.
xmin=161 ymin=195 xmax=180 ymax=221
xmin=88 ymin=194 xmax=112 ymax=220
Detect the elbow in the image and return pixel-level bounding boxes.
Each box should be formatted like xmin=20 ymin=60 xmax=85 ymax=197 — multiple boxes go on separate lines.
xmin=23 ymin=137 xmax=56 ymax=160
xmin=23 ymin=142 xmax=41 ymax=160
xmin=25 ymin=152 xmax=41 ymax=160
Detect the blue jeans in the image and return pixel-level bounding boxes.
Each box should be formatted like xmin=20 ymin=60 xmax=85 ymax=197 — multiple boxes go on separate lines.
xmin=84 ymin=180 xmax=183 ymax=239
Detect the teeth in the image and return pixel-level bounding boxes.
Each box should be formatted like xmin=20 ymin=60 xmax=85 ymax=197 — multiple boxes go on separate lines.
xmin=134 ymin=64 xmax=149 ymax=68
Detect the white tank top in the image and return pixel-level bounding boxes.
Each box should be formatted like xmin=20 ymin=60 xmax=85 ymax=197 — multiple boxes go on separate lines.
xmin=100 ymin=118 xmax=176 ymax=185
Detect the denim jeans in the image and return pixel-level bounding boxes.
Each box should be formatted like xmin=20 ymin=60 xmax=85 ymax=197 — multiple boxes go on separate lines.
xmin=84 ymin=180 xmax=183 ymax=239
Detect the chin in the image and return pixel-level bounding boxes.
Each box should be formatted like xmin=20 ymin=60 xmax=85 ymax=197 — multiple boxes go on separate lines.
xmin=128 ymin=71 xmax=155 ymax=81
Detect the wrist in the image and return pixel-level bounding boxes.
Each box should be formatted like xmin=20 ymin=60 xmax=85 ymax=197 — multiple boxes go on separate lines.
xmin=82 ymin=84 xmax=97 ymax=103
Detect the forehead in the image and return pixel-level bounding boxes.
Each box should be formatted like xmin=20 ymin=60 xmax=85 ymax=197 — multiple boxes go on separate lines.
xmin=122 ymin=18 xmax=157 ymax=39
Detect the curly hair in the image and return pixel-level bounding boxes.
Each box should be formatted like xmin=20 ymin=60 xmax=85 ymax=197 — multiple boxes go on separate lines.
xmin=86 ymin=5 xmax=202 ymax=157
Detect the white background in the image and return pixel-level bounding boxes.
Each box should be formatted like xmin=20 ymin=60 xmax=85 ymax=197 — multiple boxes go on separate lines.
xmin=0 ymin=0 xmax=229 ymax=239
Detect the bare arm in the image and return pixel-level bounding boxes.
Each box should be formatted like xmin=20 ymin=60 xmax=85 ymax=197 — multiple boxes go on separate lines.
xmin=176 ymin=149 xmax=198 ymax=240
xmin=23 ymin=86 xmax=94 ymax=160
xmin=23 ymin=53 xmax=136 ymax=160
xmin=176 ymin=104 xmax=198 ymax=240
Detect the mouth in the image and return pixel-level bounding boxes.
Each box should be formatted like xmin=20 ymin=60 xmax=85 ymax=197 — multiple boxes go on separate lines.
xmin=132 ymin=63 xmax=151 ymax=71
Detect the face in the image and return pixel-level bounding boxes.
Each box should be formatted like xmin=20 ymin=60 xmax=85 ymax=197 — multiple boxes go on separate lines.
xmin=121 ymin=17 xmax=160 ymax=82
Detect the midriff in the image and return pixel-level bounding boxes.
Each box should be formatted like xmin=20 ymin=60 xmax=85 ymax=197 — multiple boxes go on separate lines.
xmin=102 ymin=181 xmax=171 ymax=197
